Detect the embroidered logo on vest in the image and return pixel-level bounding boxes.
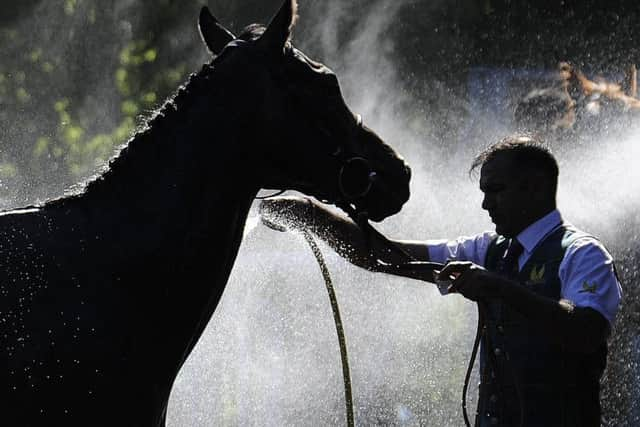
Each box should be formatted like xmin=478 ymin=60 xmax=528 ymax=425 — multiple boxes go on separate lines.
xmin=579 ymin=281 xmax=598 ymax=294
xmin=526 ymin=264 xmax=546 ymax=285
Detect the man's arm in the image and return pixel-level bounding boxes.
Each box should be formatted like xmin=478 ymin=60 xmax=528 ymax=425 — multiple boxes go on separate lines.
xmin=259 ymin=197 xmax=435 ymax=281
xmin=439 ymin=262 xmax=610 ymax=353
xmin=500 ymin=278 xmax=610 ymax=353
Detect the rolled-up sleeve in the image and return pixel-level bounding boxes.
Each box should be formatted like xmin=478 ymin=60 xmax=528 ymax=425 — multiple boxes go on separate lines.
xmin=426 ymin=231 xmax=497 ymax=267
xmin=559 ymin=237 xmax=623 ymax=326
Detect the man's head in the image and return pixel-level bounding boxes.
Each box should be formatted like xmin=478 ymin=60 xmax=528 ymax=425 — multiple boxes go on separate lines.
xmin=471 ymin=135 xmax=559 ymax=238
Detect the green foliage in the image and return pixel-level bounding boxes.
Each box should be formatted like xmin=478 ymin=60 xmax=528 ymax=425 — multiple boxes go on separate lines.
xmin=0 ymin=163 xmax=18 ymax=179
xmin=64 ymin=0 xmax=80 ymax=16
xmin=0 ymin=0 xmax=295 ymax=204
xmin=0 ymin=0 xmax=199 ymax=203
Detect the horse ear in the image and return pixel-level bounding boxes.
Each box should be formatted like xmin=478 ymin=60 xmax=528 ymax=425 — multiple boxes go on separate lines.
xmin=257 ymin=0 xmax=298 ymax=54
xmin=198 ymin=6 xmax=236 ymax=55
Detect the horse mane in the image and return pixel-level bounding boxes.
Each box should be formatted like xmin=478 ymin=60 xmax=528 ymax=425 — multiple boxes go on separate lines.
xmin=38 ymin=61 xmax=221 ymax=213
xmin=40 ymin=22 xmax=287 ymax=211
xmin=80 ymin=23 xmax=290 ymax=195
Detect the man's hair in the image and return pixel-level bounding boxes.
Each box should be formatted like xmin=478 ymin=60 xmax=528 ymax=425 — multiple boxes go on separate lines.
xmin=470 ymin=134 xmax=559 ymax=195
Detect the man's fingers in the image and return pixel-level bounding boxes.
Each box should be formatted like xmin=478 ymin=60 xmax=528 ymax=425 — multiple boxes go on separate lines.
xmin=259 ymin=196 xmax=314 ymax=232
xmin=260 ymin=216 xmax=288 ymax=232
xmin=438 ymin=262 xmax=474 ymax=296
xmin=259 ymin=196 xmax=305 ymax=213
xmin=439 ymin=261 xmax=471 ymax=278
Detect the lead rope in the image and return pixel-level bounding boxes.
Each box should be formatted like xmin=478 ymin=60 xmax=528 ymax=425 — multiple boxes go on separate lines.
xmin=302 ymin=230 xmax=355 ymax=427
xmin=462 ymin=303 xmax=485 ymax=427
xmin=462 ymin=306 xmax=524 ymax=427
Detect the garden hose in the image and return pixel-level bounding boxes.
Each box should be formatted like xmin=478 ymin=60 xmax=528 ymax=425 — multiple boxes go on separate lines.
xmin=302 ymin=230 xmax=355 ymax=427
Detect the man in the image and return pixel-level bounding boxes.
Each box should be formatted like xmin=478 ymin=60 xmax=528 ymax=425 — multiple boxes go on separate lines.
xmin=259 ymin=135 xmax=622 ymax=427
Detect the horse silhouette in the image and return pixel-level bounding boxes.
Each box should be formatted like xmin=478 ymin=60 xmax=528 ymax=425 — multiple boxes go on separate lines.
xmin=0 ymin=1 xmax=411 ymax=425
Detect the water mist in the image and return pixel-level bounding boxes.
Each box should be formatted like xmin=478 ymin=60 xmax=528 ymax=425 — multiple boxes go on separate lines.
xmin=168 ymin=1 xmax=638 ymax=426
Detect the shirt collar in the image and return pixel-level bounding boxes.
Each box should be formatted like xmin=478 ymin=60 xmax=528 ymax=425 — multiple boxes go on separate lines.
xmin=515 ymin=209 xmax=564 ymax=255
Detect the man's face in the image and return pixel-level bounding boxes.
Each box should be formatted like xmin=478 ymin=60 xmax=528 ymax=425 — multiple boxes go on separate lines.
xmin=479 ymin=154 xmax=538 ymax=238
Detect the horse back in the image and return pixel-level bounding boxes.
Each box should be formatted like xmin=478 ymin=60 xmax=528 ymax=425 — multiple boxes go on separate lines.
xmin=0 ymin=205 xmax=151 ymax=424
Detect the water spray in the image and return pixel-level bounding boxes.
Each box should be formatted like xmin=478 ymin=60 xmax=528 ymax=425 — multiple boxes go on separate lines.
xmin=259 ymin=209 xmax=356 ymax=427
xmin=259 ymin=197 xmax=453 ymax=426
xmin=259 ymin=198 xmax=502 ymax=427
xmin=347 ymin=211 xmax=484 ymax=427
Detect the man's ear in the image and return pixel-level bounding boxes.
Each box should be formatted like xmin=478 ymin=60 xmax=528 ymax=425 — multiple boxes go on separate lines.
xmin=527 ymin=172 xmax=552 ymax=200
xmin=256 ymin=0 xmax=298 ymax=55
xmin=519 ymin=174 xmax=535 ymax=192
xmin=198 ymin=6 xmax=236 ymax=56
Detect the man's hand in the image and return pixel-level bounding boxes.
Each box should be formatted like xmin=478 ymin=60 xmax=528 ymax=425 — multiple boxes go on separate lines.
xmin=259 ymin=196 xmax=314 ymax=232
xmin=439 ymin=261 xmax=508 ymax=301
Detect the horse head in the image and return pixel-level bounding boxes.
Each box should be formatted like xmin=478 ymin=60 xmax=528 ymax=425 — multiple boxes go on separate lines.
xmin=198 ymin=0 xmax=410 ymax=222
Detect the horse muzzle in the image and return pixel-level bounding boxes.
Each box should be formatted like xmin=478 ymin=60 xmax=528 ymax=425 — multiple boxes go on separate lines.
xmin=336 ymin=157 xmax=410 ymax=223
xmin=341 ymin=122 xmax=411 ymax=222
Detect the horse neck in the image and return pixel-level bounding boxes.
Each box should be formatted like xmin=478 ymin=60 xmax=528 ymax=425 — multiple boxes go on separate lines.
xmin=80 ymin=67 xmax=262 ymax=241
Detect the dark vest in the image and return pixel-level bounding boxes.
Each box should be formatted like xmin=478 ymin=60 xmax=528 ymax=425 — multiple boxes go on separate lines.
xmin=475 ymin=225 xmax=607 ymax=427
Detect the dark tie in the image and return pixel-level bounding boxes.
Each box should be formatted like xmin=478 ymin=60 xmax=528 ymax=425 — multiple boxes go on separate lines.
xmin=498 ymin=238 xmax=524 ymax=278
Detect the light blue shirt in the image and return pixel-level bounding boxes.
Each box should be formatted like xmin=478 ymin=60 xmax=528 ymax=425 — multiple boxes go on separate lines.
xmin=425 ymin=209 xmax=622 ymax=326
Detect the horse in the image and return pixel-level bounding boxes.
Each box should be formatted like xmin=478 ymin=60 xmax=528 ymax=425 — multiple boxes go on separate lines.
xmin=514 ymin=61 xmax=640 ymax=137
xmin=0 ymin=1 xmax=411 ymax=425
